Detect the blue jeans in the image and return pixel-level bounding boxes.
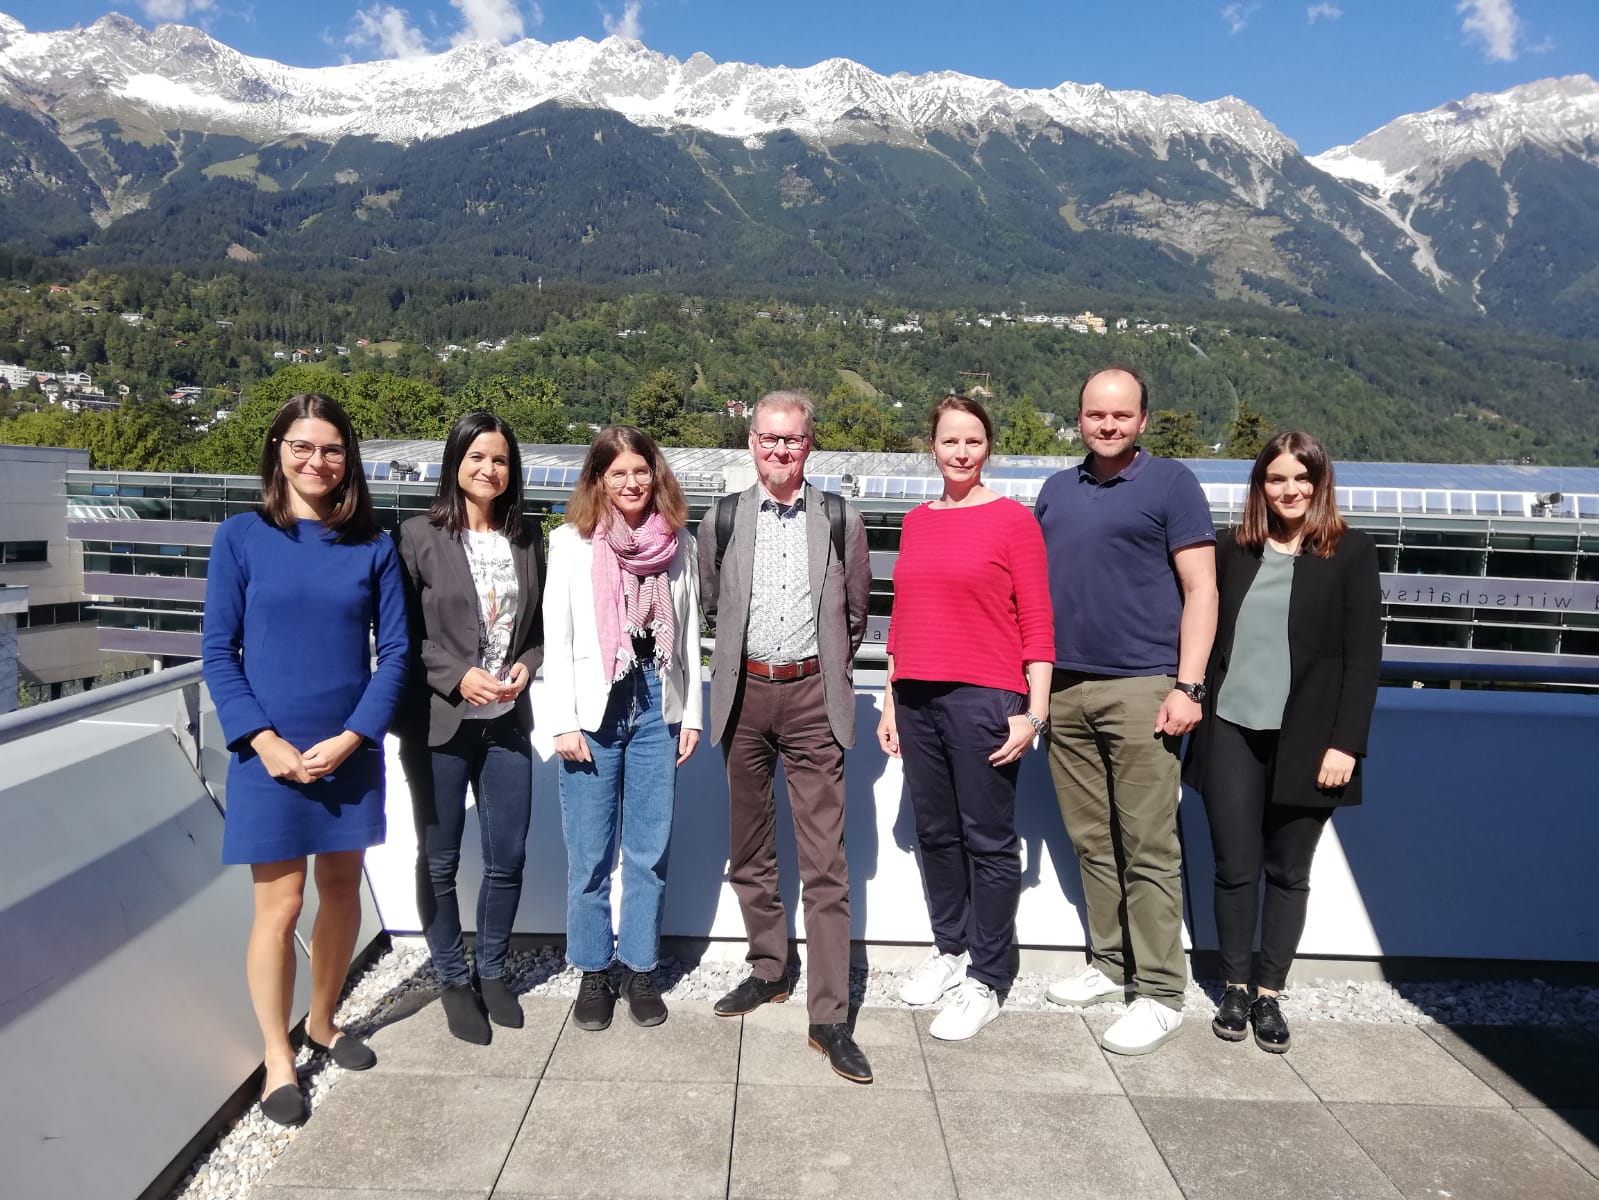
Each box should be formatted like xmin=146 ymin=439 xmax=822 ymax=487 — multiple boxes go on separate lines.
xmin=558 ymin=664 xmax=678 ymax=973
xmin=412 ymin=712 xmax=533 ymax=988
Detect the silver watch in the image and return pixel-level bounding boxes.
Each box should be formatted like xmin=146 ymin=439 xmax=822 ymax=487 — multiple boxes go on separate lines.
xmin=1023 ymin=712 xmax=1048 ymax=733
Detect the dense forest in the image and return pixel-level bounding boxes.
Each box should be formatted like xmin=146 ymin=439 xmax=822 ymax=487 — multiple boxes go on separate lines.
xmin=0 ymin=252 xmax=1595 ymax=472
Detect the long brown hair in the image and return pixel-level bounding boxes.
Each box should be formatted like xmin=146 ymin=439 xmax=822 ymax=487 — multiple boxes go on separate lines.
xmin=564 ymin=425 xmax=687 ymax=537
xmin=1237 ymin=431 xmax=1345 ymax=559
xmin=426 ymin=410 xmax=529 ymax=544
xmin=258 ymin=394 xmax=378 ymax=544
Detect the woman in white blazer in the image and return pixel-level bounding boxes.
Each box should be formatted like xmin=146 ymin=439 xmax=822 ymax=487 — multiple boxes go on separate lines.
xmin=543 ymin=425 xmax=701 ymax=1032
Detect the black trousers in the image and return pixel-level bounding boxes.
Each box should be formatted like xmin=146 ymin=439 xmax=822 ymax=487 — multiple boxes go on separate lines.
xmin=1202 ymin=718 xmax=1332 ymax=991
xmin=894 ymin=680 xmax=1023 ymax=991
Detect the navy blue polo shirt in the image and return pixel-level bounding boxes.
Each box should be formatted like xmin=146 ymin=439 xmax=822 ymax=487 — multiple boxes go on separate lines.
xmin=1034 ymin=449 xmax=1215 ymax=676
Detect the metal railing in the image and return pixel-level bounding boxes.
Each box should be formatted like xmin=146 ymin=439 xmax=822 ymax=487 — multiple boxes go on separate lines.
xmin=0 ymin=661 xmax=207 ymax=769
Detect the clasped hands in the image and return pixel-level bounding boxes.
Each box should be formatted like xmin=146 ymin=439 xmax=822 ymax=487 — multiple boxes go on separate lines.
xmin=250 ymin=728 xmax=362 ymax=784
xmin=459 ymin=663 xmax=531 ymax=706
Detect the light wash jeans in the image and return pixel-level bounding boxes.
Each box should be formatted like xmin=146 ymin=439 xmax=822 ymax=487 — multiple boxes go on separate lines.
xmin=558 ymin=664 xmax=678 ymax=972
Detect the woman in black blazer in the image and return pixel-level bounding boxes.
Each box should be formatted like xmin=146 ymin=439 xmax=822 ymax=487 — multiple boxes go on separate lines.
xmin=1183 ymin=431 xmax=1381 ymax=1053
xmin=398 ymin=412 xmax=545 ymax=1045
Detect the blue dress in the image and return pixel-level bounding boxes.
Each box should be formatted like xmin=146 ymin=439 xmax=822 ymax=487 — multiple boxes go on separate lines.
xmin=202 ymin=513 xmax=410 ymax=865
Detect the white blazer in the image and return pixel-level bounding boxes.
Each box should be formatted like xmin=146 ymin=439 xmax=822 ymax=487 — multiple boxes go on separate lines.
xmin=541 ymin=523 xmax=703 ymax=734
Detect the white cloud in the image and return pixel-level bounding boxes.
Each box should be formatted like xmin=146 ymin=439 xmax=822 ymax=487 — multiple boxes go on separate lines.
xmin=141 ymin=0 xmax=216 ymax=21
xmin=602 ymin=1 xmax=643 ymax=41
xmin=349 ymin=3 xmax=430 ymax=58
xmin=449 ymin=0 xmax=528 ymax=46
xmin=1457 ymin=0 xmax=1521 ymax=62
xmin=1220 ymin=3 xmax=1258 ymax=36
xmin=1307 ymin=3 xmax=1342 ymax=23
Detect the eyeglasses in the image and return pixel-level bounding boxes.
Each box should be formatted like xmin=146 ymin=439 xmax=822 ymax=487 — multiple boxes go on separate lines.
xmin=604 ymin=468 xmax=653 ymax=489
xmin=281 ymin=439 xmax=347 ymax=464
xmin=753 ymin=433 xmax=810 ymax=451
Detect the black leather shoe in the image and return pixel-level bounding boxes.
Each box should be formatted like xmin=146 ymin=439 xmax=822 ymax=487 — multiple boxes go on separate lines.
xmin=1250 ymin=993 xmax=1291 ymax=1053
xmin=713 ymin=973 xmax=791 ymax=1016
xmin=1212 ymin=985 xmax=1249 ymax=1042
xmin=573 ymin=971 xmax=616 ymax=1031
xmin=808 ymin=1023 xmax=873 ymax=1084
xmin=441 ymin=982 xmax=491 ymax=1045
xmin=621 ymin=968 xmax=668 ymax=1027
xmin=479 ymin=976 xmax=524 ymax=1029
xmin=260 ymin=1082 xmax=307 ymax=1126
xmin=305 ymin=1031 xmax=377 ymax=1070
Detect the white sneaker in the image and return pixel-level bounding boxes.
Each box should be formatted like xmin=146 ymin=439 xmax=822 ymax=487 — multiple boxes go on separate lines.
xmin=899 ymin=947 xmax=968 ymax=1006
xmin=1045 ymin=965 xmax=1127 ymax=1008
xmin=1100 ymin=996 xmax=1184 ymax=1056
xmin=928 ymin=978 xmax=1001 ymax=1041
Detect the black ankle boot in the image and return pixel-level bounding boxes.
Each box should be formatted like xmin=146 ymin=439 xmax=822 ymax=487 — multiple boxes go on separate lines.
xmin=440 ymin=982 xmax=491 ymax=1045
xmin=479 ymin=975 xmax=524 ymax=1029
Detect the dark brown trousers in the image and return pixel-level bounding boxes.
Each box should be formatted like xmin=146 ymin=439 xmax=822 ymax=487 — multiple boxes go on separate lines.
xmin=723 ymin=672 xmax=851 ymax=1024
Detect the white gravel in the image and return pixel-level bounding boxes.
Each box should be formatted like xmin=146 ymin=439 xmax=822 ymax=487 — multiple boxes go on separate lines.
xmin=166 ymin=940 xmax=1599 ymax=1200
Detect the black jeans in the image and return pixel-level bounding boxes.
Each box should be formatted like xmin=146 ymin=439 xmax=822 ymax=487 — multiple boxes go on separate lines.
xmin=1202 ymin=717 xmax=1332 ymax=991
xmin=894 ymin=680 xmax=1023 ymax=992
xmin=409 ymin=712 xmax=533 ymax=988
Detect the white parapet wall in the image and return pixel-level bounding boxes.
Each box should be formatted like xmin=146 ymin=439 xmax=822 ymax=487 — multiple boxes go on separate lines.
xmin=364 ymin=678 xmax=1599 ymax=965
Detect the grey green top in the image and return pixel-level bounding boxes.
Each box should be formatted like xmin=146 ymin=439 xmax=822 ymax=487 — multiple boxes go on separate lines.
xmin=1216 ymin=544 xmax=1296 ymax=731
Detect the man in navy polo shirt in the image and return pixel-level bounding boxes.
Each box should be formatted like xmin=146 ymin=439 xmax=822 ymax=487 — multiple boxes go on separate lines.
xmin=1035 ymin=366 xmax=1217 ymax=1056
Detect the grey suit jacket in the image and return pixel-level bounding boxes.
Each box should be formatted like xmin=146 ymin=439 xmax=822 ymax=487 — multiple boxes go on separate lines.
xmin=396 ymin=514 xmax=546 ymax=746
xmin=696 ymin=482 xmax=870 ymax=748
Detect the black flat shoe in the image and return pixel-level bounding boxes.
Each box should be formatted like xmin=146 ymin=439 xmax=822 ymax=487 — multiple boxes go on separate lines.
xmin=573 ymin=971 xmax=616 ymax=1031
xmin=808 ymin=1023 xmax=873 ymax=1084
xmin=441 ymin=982 xmax=491 ymax=1045
xmin=713 ymin=973 xmax=791 ymax=1016
xmin=1250 ymin=993 xmax=1291 ymax=1053
xmin=620 ymin=968 xmax=668 ymax=1028
xmin=1212 ymin=985 xmax=1250 ymax=1042
xmin=479 ymin=976 xmax=524 ymax=1029
xmin=305 ymin=1031 xmax=378 ymax=1070
xmin=260 ymin=1083 xmax=307 ymax=1126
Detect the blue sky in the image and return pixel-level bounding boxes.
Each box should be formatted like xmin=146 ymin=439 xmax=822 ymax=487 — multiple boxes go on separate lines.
xmin=3 ymin=0 xmax=1593 ymax=152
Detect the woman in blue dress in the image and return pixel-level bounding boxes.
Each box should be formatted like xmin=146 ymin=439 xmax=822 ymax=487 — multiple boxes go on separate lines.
xmin=202 ymin=393 xmax=409 ymax=1126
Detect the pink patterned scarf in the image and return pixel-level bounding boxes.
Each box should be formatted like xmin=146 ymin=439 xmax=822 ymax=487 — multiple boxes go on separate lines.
xmin=591 ymin=510 xmax=679 ymax=684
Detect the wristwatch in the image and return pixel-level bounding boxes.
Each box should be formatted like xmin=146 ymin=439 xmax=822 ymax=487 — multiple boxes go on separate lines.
xmin=1174 ymin=681 xmax=1207 ymax=704
xmin=1024 ymin=712 xmax=1048 ymax=733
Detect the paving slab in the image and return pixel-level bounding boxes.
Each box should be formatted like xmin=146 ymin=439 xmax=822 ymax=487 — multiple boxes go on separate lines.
xmin=265 ymin=1073 xmax=534 ymax=1193
xmin=914 ymin=1009 xmax=1122 ymax=1095
xmin=495 ymin=1079 xmax=734 ymax=1199
xmin=1133 ymin=1097 xmax=1402 ymax=1200
xmin=362 ymin=993 xmax=567 ymax=1078
xmin=1520 ymin=1108 xmax=1599 ymax=1179
xmin=729 ymin=1083 xmax=954 ymax=1199
xmin=938 ymin=1092 xmax=1181 ymax=1200
xmin=1285 ymin=1022 xmax=1508 ymax=1106
xmin=1332 ymin=1103 xmax=1599 ymax=1200
xmin=1084 ymin=1008 xmax=1318 ymax=1101
xmin=543 ymin=1005 xmax=739 ymax=1084
xmin=736 ymin=1004 xmax=926 ymax=1090
xmin=1422 ymin=1024 xmax=1599 ymax=1108
xmin=258 ymin=1189 xmax=484 ymax=1200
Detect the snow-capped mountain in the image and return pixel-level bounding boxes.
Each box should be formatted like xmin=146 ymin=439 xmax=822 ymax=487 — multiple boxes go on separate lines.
xmin=1 ymin=11 xmax=1596 ymax=335
xmin=0 ymin=11 xmax=1296 ymax=160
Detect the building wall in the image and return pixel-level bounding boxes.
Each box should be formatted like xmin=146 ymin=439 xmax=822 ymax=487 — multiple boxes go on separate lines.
xmin=0 ymin=446 xmax=108 ymax=688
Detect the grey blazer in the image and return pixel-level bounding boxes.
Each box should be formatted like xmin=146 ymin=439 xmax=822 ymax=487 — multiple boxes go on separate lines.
xmin=396 ymin=514 xmax=546 ymax=746
xmin=696 ymin=482 xmax=871 ymax=748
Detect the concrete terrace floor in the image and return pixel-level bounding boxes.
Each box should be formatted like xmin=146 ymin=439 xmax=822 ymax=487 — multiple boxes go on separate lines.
xmin=255 ymin=992 xmax=1599 ymax=1200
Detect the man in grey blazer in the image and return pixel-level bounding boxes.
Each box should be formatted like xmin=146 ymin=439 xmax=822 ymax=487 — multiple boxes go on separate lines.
xmin=697 ymin=390 xmax=874 ymax=1083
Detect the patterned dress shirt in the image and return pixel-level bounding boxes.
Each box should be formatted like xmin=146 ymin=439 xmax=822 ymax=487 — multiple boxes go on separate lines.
xmin=745 ymin=491 xmax=818 ymax=664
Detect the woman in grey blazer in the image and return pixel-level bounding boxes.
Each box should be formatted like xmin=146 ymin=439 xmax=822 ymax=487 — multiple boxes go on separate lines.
xmin=398 ymin=412 xmax=545 ymax=1046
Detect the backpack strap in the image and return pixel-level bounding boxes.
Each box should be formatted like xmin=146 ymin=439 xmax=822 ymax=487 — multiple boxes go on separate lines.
xmin=713 ymin=492 xmax=738 ymax=573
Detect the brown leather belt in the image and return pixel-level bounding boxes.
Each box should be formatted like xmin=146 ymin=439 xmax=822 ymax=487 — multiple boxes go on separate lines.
xmin=746 ymin=656 xmax=821 ymax=682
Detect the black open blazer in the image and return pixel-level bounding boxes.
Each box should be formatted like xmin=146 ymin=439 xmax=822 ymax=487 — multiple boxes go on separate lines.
xmin=1183 ymin=526 xmax=1382 ymax=808
xmin=396 ymin=514 xmax=545 ymax=746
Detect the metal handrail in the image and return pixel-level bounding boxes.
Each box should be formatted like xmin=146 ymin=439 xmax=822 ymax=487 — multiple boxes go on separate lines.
xmin=0 ymin=660 xmax=205 ymax=745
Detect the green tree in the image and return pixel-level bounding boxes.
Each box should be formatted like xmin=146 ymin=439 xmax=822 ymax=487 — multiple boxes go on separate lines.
xmin=1221 ymin=398 xmax=1270 ymax=461
xmin=814 ymin=397 xmax=909 ymax=452
xmin=995 ymin=396 xmax=1059 ymax=455
xmin=1143 ymin=409 xmax=1208 ymax=459
xmin=625 ymin=368 xmax=686 ymax=443
xmin=458 ymin=375 xmax=573 ymax=445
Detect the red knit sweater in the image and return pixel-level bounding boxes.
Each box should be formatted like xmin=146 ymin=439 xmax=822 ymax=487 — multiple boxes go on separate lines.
xmin=887 ymin=496 xmax=1055 ymax=693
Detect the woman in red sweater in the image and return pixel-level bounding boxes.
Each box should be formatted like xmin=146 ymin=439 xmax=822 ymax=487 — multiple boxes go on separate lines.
xmin=878 ymin=394 xmax=1054 ymax=1042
